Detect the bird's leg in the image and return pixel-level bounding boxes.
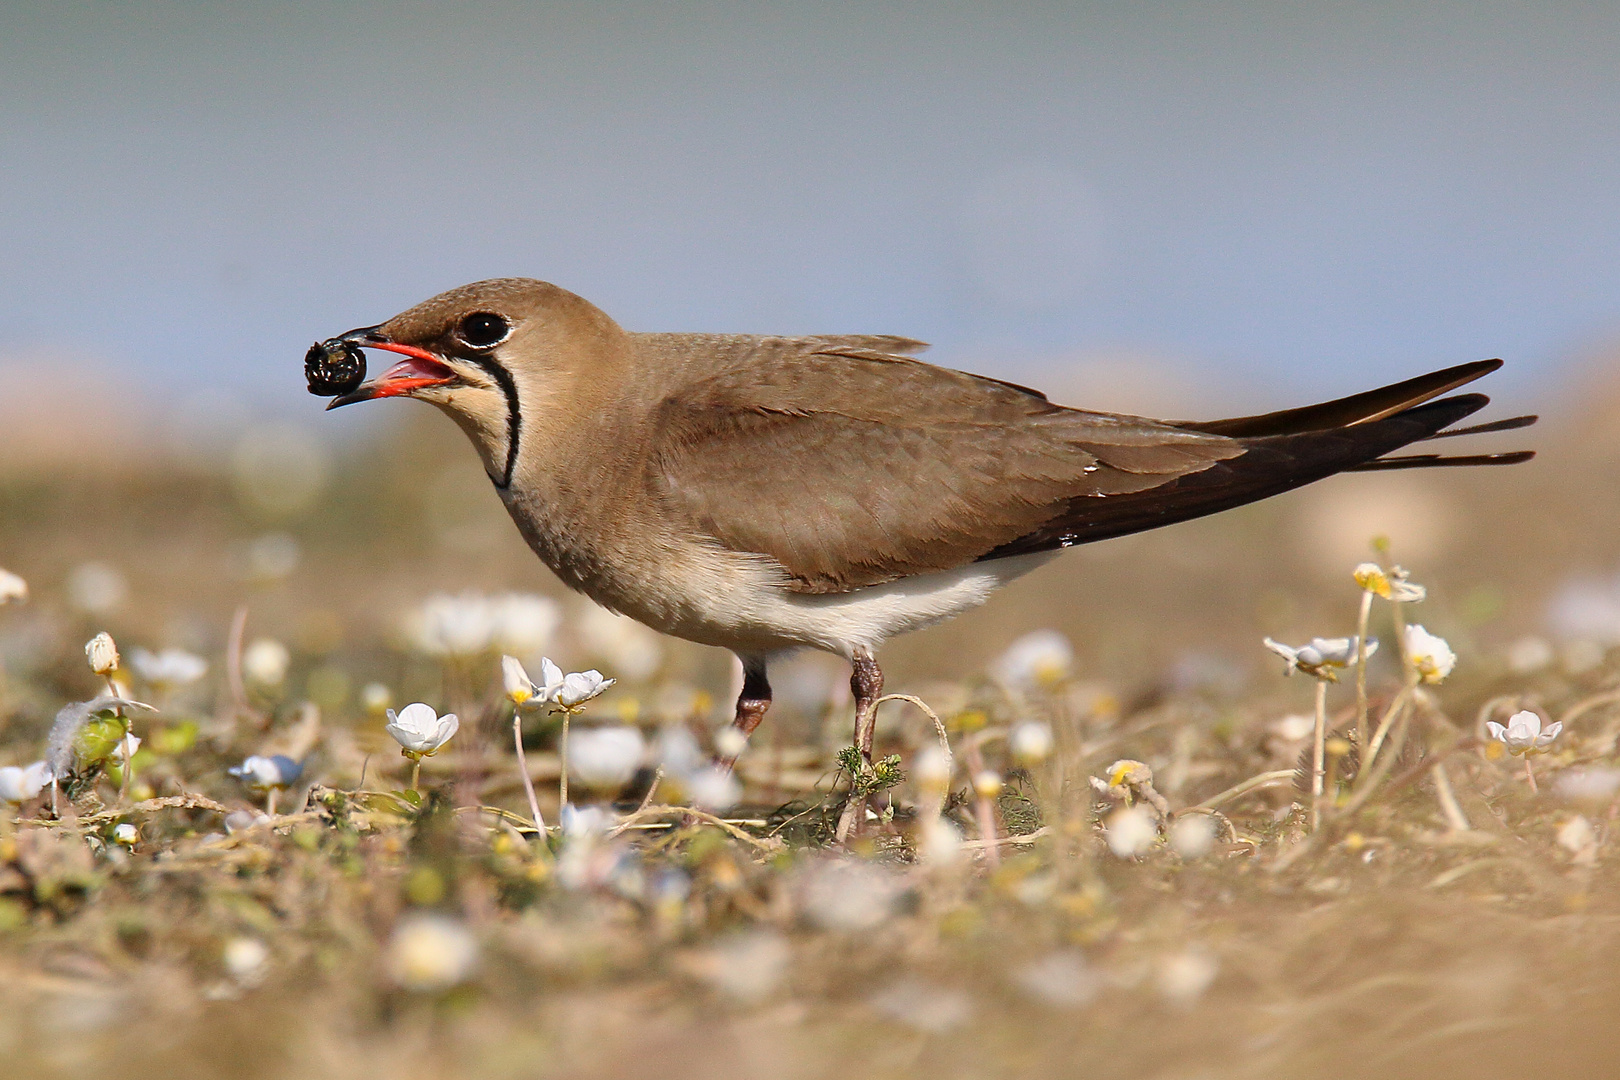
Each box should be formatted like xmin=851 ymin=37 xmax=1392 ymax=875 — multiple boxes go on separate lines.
xmin=834 ymin=649 xmax=884 ymax=844
xmin=717 ymin=657 xmax=771 ymax=774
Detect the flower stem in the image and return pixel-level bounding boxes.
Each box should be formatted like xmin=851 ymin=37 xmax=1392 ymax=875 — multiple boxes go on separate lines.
xmin=558 ymin=709 xmax=571 ymax=810
xmin=409 ymin=757 xmax=421 ymax=792
xmin=963 ymin=739 xmax=999 ymax=867
xmin=1310 ymin=679 xmax=1327 ymax=831
xmin=107 ymin=674 xmax=130 ymax=805
xmin=1354 ymin=590 xmax=1373 ymax=750
xmin=1433 ymin=759 xmax=1470 ymax=831
xmin=1361 ymin=683 xmax=1414 ymax=782
xmin=119 ymin=731 xmax=135 ymax=805
xmin=513 ymin=713 xmax=546 ymax=835
xmin=1524 ymin=755 xmax=1538 ymax=795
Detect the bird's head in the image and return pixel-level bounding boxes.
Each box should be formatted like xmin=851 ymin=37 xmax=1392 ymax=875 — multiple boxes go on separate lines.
xmin=314 ymin=278 xmax=623 ymax=487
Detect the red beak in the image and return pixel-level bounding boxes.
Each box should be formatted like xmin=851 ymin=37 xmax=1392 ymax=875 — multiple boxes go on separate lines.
xmin=326 ymin=341 xmax=459 ymax=410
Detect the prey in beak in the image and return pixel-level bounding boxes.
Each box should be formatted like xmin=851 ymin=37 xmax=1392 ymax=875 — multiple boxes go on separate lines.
xmin=307 ymin=327 xmax=460 ymax=410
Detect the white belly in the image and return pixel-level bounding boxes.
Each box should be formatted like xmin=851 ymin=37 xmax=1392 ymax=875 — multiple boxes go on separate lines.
xmin=685 ymin=550 xmax=1060 ymax=658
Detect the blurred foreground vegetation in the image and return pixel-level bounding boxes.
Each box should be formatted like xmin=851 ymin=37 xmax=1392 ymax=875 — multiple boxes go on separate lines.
xmin=2 ymin=375 xmax=1620 ymax=1078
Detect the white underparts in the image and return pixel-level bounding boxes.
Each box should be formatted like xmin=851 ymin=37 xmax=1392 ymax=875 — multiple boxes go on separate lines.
xmin=708 ymin=550 xmax=1060 ymax=657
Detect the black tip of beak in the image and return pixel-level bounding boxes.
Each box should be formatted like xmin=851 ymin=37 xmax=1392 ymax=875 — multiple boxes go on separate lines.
xmin=325 ymin=387 xmax=375 ymax=410
xmin=338 ymin=324 xmax=389 ymax=346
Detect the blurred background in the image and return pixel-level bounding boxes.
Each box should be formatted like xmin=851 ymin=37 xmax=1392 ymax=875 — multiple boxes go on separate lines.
xmin=3 ymin=0 xmax=1619 ymax=717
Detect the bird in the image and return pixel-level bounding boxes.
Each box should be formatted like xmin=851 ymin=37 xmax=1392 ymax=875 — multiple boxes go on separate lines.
xmin=312 ymin=277 xmax=1535 ymax=839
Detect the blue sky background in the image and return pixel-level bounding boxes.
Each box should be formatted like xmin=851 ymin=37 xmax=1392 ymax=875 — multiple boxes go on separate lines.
xmin=4 ymin=1 xmax=1619 ymax=420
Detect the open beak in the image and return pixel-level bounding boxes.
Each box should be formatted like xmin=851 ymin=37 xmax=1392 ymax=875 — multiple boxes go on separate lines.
xmin=325 ymin=327 xmax=460 ymax=410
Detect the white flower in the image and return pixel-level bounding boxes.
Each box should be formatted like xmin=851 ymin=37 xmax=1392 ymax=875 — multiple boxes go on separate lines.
xmin=578 ymin=604 xmax=663 ymax=680
xmin=385 ymin=703 xmax=460 ymax=755
xmin=66 ymin=562 xmax=127 ymax=615
xmin=915 ymin=817 xmax=964 ymax=866
xmin=869 ymin=979 xmax=973 ymax=1034
xmin=1105 ymin=805 xmax=1159 ymax=858
xmin=0 ymin=761 xmax=51 ymax=803
xmin=112 ymin=822 xmax=139 ymax=846
xmin=798 ymin=858 xmax=903 ymax=931
xmin=1157 ymin=949 xmax=1219 ymax=1005
xmin=85 ymin=632 xmax=120 ymax=676
xmin=1548 ymin=574 xmax=1620 ymax=647
xmin=1271 ymin=713 xmax=1316 ymax=742
xmin=913 ymin=745 xmax=953 ymax=792
xmin=559 ymin=803 xmax=611 ymax=838
xmin=973 ymin=770 xmax=1003 ymax=798
xmin=228 ymin=754 xmax=301 ymax=790
xmin=1402 ymin=625 xmax=1456 ymax=684
xmin=567 ymin=726 xmax=645 ymax=789
xmin=386 ymin=914 xmax=478 ymax=991
xmin=655 ymin=725 xmax=703 ymax=778
xmin=1014 ymin=951 xmax=1099 ymax=1008
xmin=1505 ymin=636 xmax=1554 ymax=675
xmin=1353 ymin=563 xmax=1426 ymax=603
xmin=1263 ymin=636 xmax=1376 ymax=681
xmin=360 ymin=682 xmax=392 ymax=714
xmin=129 ymin=647 xmax=208 ymax=688
xmin=691 ymin=930 xmax=791 ymax=1002
xmin=1554 ymin=766 xmax=1620 ymax=804
xmin=488 ymin=593 xmax=561 ymax=655
xmin=685 ymin=765 xmax=741 ymax=811
xmin=1010 ymin=721 xmax=1055 ymax=763
xmin=713 ymin=725 xmax=749 ymax=761
xmin=1169 ymin=814 xmax=1218 ymax=858
xmin=242 ymin=639 xmax=290 ymax=687
xmin=112 ymin=733 xmax=141 ymax=762
xmin=992 ymin=630 xmax=1073 ymax=691
xmin=0 ymin=568 xmax=26 ymax=605
xmin=501 ymin=654 xmax=536 ymax=705
xmin=1557 ymin=815 xmax=1599 ymax=865
xmin=1485 ymin=709 xmax=1561 ymax=756
xmin=406 ymin=592 xmax=494 ymax=657
xmin=223 ymin=937 xmax=270 ymax=982
xmin=549 ymin=667 xmax=614 ymax=709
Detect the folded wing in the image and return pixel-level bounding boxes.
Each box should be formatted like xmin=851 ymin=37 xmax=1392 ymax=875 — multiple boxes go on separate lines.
xmin=646 ymin=340 xmax=1242 ymax=593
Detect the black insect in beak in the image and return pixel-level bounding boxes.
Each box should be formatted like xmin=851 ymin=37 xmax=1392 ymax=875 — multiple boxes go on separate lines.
xmin=304 ymin=338 xmax=368 ymax=398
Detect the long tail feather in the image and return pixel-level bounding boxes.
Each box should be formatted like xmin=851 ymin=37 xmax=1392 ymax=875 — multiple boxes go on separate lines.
xmin=1420 ymin=414 xmax=1538 ymax=441
xmin=1347 ymin=450 xmax=1536 ymax=471
xmin=1182 ymin=359 xmax=1503 ymax=438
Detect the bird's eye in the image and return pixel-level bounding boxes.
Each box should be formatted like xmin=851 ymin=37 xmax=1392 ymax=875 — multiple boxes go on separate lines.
xmin=456 ymin=312 xmax=510 ymax=349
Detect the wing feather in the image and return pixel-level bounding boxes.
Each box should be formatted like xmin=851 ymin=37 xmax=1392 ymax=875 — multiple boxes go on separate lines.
xmin=644 ymin=341 xmax=1240 ymax=593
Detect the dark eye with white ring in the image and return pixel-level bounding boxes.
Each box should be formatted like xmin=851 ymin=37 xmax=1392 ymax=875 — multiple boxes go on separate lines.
xmin=456 ymin=312 xmax=510 ymax=349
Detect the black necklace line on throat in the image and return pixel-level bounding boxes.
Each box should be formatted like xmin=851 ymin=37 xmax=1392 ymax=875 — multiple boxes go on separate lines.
xmin=471 ymin=357 xmax=522 ymax=489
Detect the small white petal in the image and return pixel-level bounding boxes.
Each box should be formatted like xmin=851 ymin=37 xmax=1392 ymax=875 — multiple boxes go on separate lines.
xmin=1169 ymin=814 xmax=1217 ymax=859
xmin=686 ymin=765 xmax=741 ymax=811
xmin=992 ymin=630 xmax=1073 ymax=691
xmin=1010 ymin=721 xmax=1055 ymax=762
xmin=538 ymin=657 xmax=565 ymax=700
xmin=386 ymin=915 xmax=479 ymax=991
xmin=1105 ymin=806 xmax=1158 ymax=858
xmin=501 ymin=655 xmax=535 ymax=704
xmin=0 ymin=567 xmax=27 ymax=604
xmin=242 ymin=639 xmax=291 ymax=687
xmin=567 ymin=727 xmax=645 ymax=789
